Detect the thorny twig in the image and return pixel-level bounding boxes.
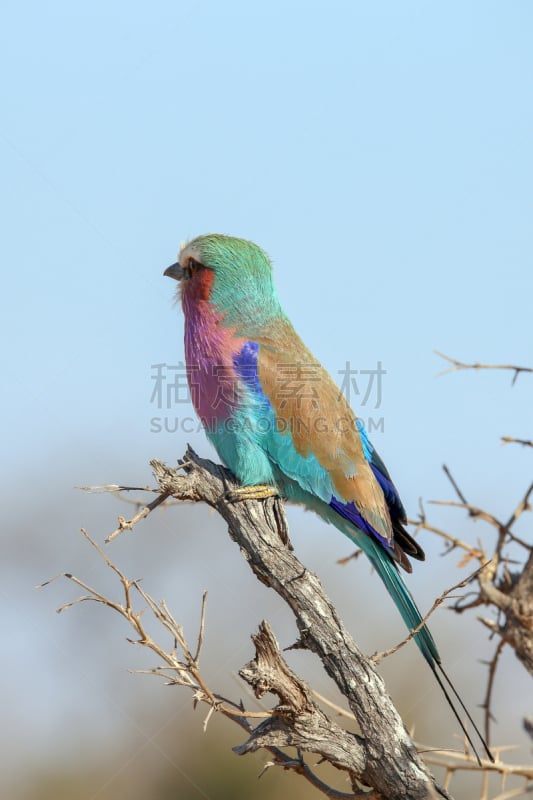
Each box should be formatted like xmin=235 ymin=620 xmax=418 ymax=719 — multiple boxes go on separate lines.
xmin=411 ymin=463 xmax=533 ymax=626
xmin=105 ymin=492 xmax=171 ymax=543
xmin=413 ymin=356 xmax=533 ymax=763
xmin=434 ymin=352 xmax=533 ymax=385
xmin=481 ymin=639 xmax=506 ymax=746
xmin=42 ymin=529 xmax=269 ymax=721
xmin=501 ymin=437 xmax=533 ymax=449
xmin=45 ymin=526 xmax=532 ymax=799
xmin=63 ymin=349 xmax=533 ymax=798
xmin=370 ymin=564 xmax=491 ymax=665
xmin=41 ymin=529 xmax=380 ymax=798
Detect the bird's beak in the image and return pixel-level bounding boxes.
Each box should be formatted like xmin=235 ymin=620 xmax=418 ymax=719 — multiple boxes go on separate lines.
xmin=164 ymin=262 xmax=184 ymax=281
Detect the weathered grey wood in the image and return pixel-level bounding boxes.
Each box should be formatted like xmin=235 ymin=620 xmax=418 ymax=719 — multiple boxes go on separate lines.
xmin=492 ymin=548 xmax=533 ymax=677
xmin=151 ymin=448 xmax=452 ymax=800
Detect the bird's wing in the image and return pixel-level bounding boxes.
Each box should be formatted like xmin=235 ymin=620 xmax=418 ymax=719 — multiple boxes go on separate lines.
xmin=236 ymin=320 xmax=402 ymax=556
xmin=356 ymin=419 xmax=407 ymax=524
xmin=338 ymin=418 xmax=425 ymax=566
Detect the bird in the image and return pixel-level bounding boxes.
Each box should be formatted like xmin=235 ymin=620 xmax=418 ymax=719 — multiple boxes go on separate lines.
xmin=164 ymin=233 xmax=492 ymax=763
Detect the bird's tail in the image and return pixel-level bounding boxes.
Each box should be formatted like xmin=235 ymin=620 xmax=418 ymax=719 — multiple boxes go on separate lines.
xmin=364 ymin=540 xmax=494 ymax=764
xmin=364 ymin=539 xmax=440 ymax=663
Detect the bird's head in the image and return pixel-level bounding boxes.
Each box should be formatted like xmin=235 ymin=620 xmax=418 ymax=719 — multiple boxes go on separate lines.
xmin=164 ymin=234 xmax=282 ymax=329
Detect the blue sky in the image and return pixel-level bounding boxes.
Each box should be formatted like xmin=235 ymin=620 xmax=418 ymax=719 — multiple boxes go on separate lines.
xmin=1 ymin=1 xmax=532 ymax=795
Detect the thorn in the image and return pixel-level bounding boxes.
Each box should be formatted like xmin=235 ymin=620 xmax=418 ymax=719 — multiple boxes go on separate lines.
xmin=258 ymin=761 xmax=276 ymax=779
xmin=283 ymin=638 xmax=306 ymax=652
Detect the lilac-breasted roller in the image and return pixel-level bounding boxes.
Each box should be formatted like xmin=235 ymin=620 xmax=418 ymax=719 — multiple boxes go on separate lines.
xmin=164 ymin=233 xmax=492 ymax=762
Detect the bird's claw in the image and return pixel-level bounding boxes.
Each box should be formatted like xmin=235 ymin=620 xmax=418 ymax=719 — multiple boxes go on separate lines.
xmin=225 ymin=484 xmax=279 ymax=502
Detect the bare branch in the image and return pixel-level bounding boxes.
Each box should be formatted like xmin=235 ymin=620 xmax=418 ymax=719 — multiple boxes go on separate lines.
xmin=411 ymin=415 xmax=533 ymax=723
xmin=370 ymin=564 xmax=492 ymax=664
xmin=53 ymin=449 xmax=533 ymax=799
xmin=501 ymin=437 xmax=533 ymax=449
xmin=49 ymin=530 xmax=531 ymax=798
xmin=482 ymin=639 xmax=506 ymax=746
xmin=55 ymin=451 xmax=467 ymax=799
xmin=442 ymin=464 xmax=469 ymax=505
xmin=105 ymin=491 xmax=171 ymax=543
xmin=435 ymin=352 xmax=533 ymax=385
xmin=236 ymin=620 xmax=370 ymax=795
xmin=76 ymin=483 xmax=158 ymax=493
xmin=193 ymin=590 xmax=208 ymax=665
xmin=148 ymin=449 xmax=451 ymax=799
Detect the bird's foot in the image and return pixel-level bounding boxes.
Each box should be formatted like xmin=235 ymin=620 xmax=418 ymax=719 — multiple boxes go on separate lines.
xmin=225 ymin=484 xmax=279 ymax=502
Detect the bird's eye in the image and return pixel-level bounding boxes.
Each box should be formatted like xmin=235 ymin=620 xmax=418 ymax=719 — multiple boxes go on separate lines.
xmin=180 ymin=256 xmax=204 ymax=279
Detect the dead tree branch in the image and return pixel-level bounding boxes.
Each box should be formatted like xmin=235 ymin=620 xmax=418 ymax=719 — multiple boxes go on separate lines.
xmin=501 ymin=437 xmax=533 ymax=449
xmin=67 ymin=448 xmax=463 ymax=799
xmin=57 ymin=448 xmax=533 ymax=798
xmin=45 ymin=532 xmax=365 ymax=798
xmin=410 ymin=468 xmax=533 ymax=684
xmin=435 ymin=352 xmax=533 ymax=385
xmin=411 ymin=355 xmax=533 ymax=754
xmin=147 ymin=448 xmax=452 ymax=799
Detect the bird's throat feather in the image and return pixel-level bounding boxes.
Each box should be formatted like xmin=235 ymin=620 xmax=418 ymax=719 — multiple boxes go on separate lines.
xmin=182 ymin=277 xmax=247 ymax=424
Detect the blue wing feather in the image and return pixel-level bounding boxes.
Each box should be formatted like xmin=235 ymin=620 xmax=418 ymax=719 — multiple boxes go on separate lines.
xmin=329 ymin=496 xmax=396 ymax=556
xmin=227 ymin=341 xmax=437 ymax=666
xmin=232 ymin=341 xmax=401 ymax=554
xmin=356 ymin=419 xmax=407 ymax=523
